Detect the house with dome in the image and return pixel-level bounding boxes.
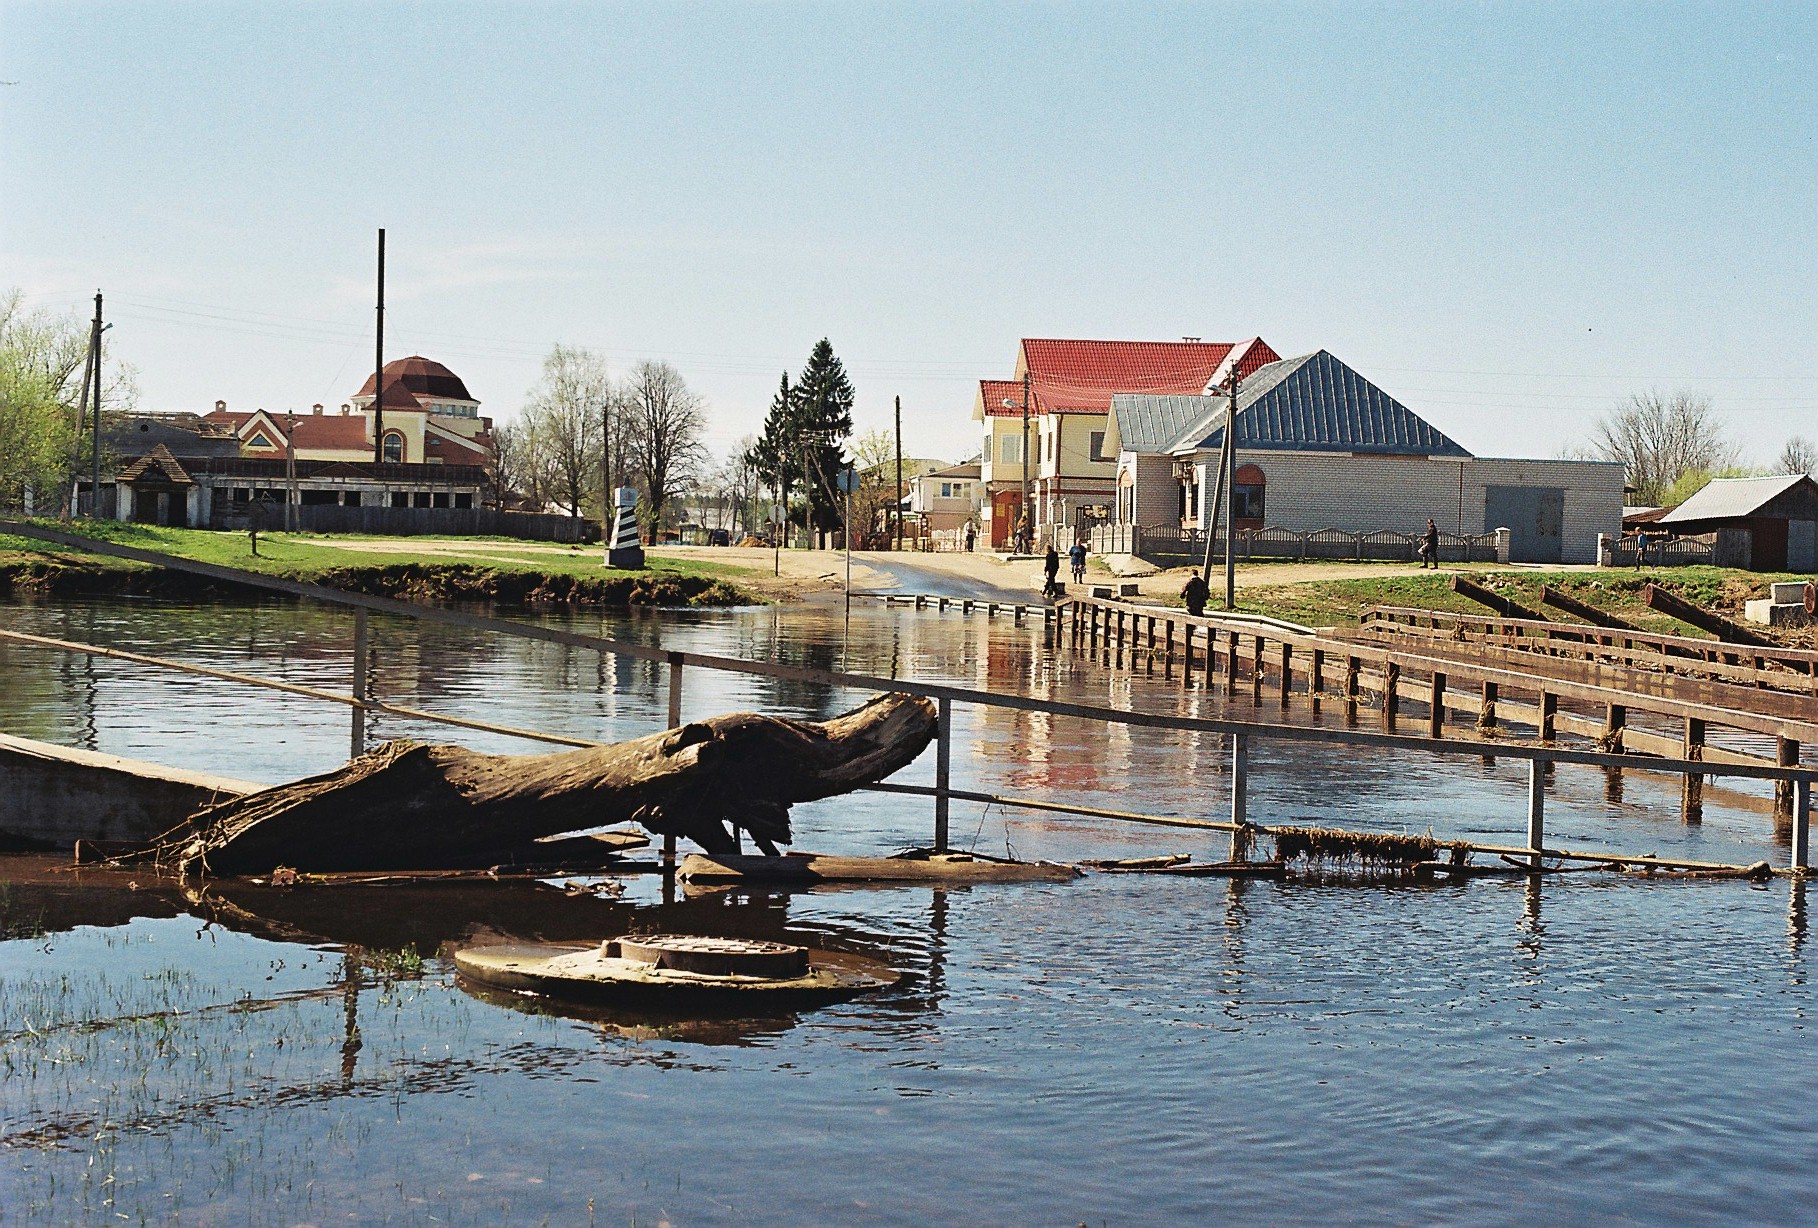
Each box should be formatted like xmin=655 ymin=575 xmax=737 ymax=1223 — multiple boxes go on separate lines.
xmin=106 ymin=356 xmax=532 ymax=533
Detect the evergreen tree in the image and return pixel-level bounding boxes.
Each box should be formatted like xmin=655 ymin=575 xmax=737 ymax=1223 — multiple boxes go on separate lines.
xmin=746 ymin=339 xmax=857 ymax=537
xmin=793 ymin=338 xmax=854 ymax=532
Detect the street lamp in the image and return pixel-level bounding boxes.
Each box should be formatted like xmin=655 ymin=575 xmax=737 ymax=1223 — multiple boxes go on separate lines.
xmin=1001 ymin=370 xmax=1032 ymax=552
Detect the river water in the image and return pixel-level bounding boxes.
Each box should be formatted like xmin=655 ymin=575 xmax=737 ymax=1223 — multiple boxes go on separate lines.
xmin=0 ymin=593 xmax=1811 ymax=1226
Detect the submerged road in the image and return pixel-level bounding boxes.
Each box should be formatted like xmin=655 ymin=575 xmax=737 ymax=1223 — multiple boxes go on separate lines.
xmin=855 ymin=554 xmax=1037 ymax=602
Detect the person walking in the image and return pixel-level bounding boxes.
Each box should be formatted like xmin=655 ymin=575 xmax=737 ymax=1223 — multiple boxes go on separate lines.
xmin=964 ymin=525 xmax=976 ymax=553
xmin=1068 ymin=539 xmax=1087 ymax=584
xmin=1042 ymin=544 xmax=1061 ymax=599
xmin=1421 ymin=518 xmax=1440 ymax=569
xmin=1634 ymin=529 xmax=1650 ymax=569
xmin=1182 ymin=572 xmax=1210 ymax=617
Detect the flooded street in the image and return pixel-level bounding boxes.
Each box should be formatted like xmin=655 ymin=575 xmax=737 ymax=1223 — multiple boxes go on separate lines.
xmin=0 ymin=594 xmax=1812 ymax=1226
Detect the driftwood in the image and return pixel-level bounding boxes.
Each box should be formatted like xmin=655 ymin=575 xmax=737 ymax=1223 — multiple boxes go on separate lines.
xmin=159 ymin=694 xmax=937 ymax=875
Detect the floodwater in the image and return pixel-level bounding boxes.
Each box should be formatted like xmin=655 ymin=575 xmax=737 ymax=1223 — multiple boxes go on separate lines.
xmin=0 ymin=593 xmax=1811 ymax=1227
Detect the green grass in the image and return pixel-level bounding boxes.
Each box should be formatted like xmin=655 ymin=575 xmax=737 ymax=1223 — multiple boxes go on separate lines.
xmin=0 ymin=520 xmax=762 ymax=606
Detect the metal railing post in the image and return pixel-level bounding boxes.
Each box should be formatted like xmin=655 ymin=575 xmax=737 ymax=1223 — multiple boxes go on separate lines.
xmin=1230 ymin=733 xmax=1248 ymax=861
xmin=1527 ymin=755 xmax=1546 ymax=870
xmin=934 ymin=697 xmax=952 ymax=853
xmin=665 ymin=653 xmax=683 ymax=865
xmin=349 ymin=607 xmax=369 ymax=759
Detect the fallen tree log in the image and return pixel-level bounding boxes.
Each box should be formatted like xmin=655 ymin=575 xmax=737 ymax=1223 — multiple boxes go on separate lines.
xmin=154 ymin=693 xmax=938 ymax=875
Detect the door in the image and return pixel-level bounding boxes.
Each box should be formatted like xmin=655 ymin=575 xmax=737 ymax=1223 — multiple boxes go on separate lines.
xmin=1484 ymin=486 xmax=1564 ymax=563
xmin=991 ymin=491 xmax=1022 ymax=548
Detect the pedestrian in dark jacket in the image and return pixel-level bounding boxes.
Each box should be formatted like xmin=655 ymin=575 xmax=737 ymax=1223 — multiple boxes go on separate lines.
xmin=1421 ymin=518 xmax=1440 ymax=569
xmin=1183 ymin=573 xmax=1210 ymax=617
xmin=1042 ymin=546 xmax=1060 ymax=597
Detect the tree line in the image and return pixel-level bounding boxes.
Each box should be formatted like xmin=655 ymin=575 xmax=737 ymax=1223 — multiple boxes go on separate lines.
xmin=1585 ymin=390 xmax=1814 ymax=506
xmin=0 ymin=290 xmax=137 ymax=514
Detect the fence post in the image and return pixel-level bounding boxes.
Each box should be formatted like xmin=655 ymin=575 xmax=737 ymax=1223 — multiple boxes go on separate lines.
xmin=1539 ymin=691 xmax=1557 ymax=741
xmin=934 ymin=696 xmax=952 ymax=853
xmin=1527 ymin=756 xmax=1546 ymax=870
xmin=1250 ymin=636 xmax=1264 ymax=703
xmin=1343 ymin=656 xmax=1360 ymax=722
xmin=665 ymin=653 xmax=683 ymax=865
xmin=1230 ymin=733 xmax=1249 ymax=862
xmin=1382 ymin=662 xmax=1400 ymax=729
xmin=1309 ymin=648 xmax=1324 ymax=712
xmin=1682 ymin=717 xmax=1705 ymax=823
xmin=1278 ymin=643 xmax=1292 ymax=706
xmin=1792 ymin=778 xmax=1809 ymax=872
xmin=1428 ymin=671 xmax=1446 ymax=738
xmin=1775 ymin=738 xmax=1799 ymax=818
xmin=350 ymin=607 xmax=369 ymax=760
xmin=1478 ymin=681 xmax=1498 ymax=731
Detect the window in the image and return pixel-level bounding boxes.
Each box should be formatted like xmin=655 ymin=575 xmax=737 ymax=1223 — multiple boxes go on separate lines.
xmin=1001 ymin=436 xmax=1023 ymax=464
xmin=1232 ymin=463 xmax=1266 ymax=522
xmin=391 ymin=491 xmax=408 ymax=508
xmin=343 ymin=492 xmax=362 ymax=507
xmin=1089 ymin=431 xmax=1107 ymax=462
xmin=381 ymin=431 xmax=405 ymax=463
xmin=939 ymin=482 xmax=955 ymax=499
xmin=453 ymin=492 xmax=472 ymax=509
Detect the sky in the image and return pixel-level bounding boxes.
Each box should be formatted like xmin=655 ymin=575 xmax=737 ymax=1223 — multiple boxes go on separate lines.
xmin=3 ymin=1 xmax=1814 ymax=470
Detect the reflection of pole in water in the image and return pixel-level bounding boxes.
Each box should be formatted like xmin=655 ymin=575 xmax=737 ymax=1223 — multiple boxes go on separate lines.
xmin=923 ymin=886 xmax=950 ymax=1008
xmin=1602 ymin=766 xmax=1624 ymax=805
xmin=1517 ymin=877 xmax=1545 ymax=964
xmin=1218 ymin=878 xmax=1249 ymax=1016
xmin=1789 ymin=879 xmax=1807 ymax=959
xmin=340 ymin=953 xmax=363 ymax=1084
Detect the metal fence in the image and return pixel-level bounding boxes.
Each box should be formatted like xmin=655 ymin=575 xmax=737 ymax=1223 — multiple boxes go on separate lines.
xmin=1603 ymin=533 xmax=1715 ymax=568
xmin=1090 ymin=523 xmax=1498 ymax=564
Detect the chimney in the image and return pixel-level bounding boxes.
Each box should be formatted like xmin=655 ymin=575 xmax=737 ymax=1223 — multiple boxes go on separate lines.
xmin=1181 ymin=336 xmax=1201 ymax=343
xmin=341 ymin=403 xmax=352 ymax=415
xmin=215 ymin=399 xmax=227 ymax=412
xmin=312 ymin=403 xmax=324 ymax=415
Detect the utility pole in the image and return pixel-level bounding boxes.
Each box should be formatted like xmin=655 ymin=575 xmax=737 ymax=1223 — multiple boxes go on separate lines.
xmin=894 ymin=394 xmax=903 ymax=552
xmin=607 ymin=400 xmax=621 ymax=563
xmin=88 ymin=292 xmax=104 ymax=517
xmin=372 ymin=229 xmax=385 ymax=464
xmin=69 ymin=301 xmax=97 ymax=519
xmin=284 ymin=412 xmax=298 ymax=531
xmin=1020 ymin=368 xmax=1032 ymax=552
xmin=1223 ymin=370 xmax=1240 ymax=610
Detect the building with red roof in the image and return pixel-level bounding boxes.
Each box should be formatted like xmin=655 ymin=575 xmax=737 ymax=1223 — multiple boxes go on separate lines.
xmin=971 ymin=336 xmax=1278 ymax=548
xmin=105 ymin=356 xmax=498 ymax=527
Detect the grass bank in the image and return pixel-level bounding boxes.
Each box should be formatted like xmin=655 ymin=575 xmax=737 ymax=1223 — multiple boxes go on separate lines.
xmin=0 ymin=520 xmax=762 ymax=607
xmin=1212 ymin=565 xmax=1805 ymax=639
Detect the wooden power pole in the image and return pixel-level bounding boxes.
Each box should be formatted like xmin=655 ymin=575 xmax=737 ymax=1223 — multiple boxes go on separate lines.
xmin=87 ymin=292 xmax=104 ymax=516
xmin=894 ymin=394 xmax=903 ymax=551
xmin=373 ymin=229 xmax=385 ymax=464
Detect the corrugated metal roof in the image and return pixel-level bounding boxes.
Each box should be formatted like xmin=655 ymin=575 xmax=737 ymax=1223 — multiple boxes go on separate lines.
xmin=1110 ymin=393 xmax=1205 ymax=454
xmin=1134 ymin=351 xmax=1471 ymax=458
xmin=1657 ymin=474 xmax=1813 ymax=524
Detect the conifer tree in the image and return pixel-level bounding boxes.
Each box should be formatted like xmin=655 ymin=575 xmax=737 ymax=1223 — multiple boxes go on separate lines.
xmin=792 ymin=338 xmax=854 ymax=532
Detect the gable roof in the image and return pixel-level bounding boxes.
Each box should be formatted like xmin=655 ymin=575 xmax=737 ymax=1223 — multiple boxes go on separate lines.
xmin=117 ymin=444 xmax=194 ymax=485
xmin=1144 ymin=350 xmax=1471 ymax=457
xmin=1657 ymin=473 xmax=1818 ymax=524
xmin=976 ymin=379 xmax=1026 ymax=419
xmin=1017 ymin=337 xmax=1278 ymax=416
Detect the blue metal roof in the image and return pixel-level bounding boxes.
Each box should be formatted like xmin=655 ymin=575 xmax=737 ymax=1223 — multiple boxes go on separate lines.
xmin=1149 ymin=351 xmax=1472 ymax=458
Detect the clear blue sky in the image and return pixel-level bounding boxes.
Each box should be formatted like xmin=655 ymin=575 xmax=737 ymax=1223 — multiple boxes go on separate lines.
xmin=4 ymin=1 xmax=1813 ymax=467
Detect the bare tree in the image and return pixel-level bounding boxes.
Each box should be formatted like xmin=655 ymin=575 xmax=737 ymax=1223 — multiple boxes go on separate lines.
xmin=1776 ymin=435 xmax=1817 ymax=478
xmin=622 ymin=360 xmax=708 ymax=531
xmin=1590 ymin=390 xmax=1736 ymax=505
xmin=518 ymin=344 xmax=610 ymax=516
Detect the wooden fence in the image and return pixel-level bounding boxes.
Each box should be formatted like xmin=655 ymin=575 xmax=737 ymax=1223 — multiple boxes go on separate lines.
xmin=1065 ymin=592 xmax=1815 ymax=831
xmin=1359 ymin=605 xmax=1818 ymax=695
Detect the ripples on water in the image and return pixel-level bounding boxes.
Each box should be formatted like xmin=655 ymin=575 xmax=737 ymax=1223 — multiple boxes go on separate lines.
xmin=0 ymin=594 xmax=1811 ymax=1226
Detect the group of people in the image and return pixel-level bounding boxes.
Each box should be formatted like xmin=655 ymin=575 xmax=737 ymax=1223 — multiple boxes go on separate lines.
xmin=1040 ymin=541 xmax=1089 ymax=598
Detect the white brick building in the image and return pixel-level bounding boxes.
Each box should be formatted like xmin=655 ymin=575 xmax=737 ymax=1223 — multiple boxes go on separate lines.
xmin=1108 ymin=350 xmax=1623 ymax=564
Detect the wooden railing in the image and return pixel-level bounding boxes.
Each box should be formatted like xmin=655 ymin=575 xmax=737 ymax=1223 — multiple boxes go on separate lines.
xmin=3 ymin=519 xmax=1813 ymax=875
xmin=1064 ymin=593 xmax=1815 ymax=835
xmin=1359 ymin=605 xmax=1818 ymax=694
